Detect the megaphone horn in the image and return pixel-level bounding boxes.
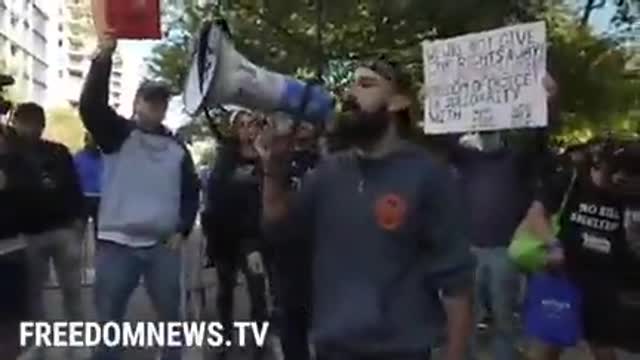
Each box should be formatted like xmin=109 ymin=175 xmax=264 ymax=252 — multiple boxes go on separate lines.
xmin=183 ymin=22 xmax=334 ymax=127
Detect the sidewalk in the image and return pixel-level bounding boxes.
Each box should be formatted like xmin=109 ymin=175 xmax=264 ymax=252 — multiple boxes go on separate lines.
xmin=36 ymin=227 xmax=640 ymax=359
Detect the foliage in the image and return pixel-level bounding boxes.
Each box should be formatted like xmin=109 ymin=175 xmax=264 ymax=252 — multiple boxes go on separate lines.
xmin=543 ymin=6 xmax=639 ymax=138
xmin=44 ymin=106 xmax=86 ymax=152
xmin=578 ymin=0 xmax=639 ymax=27
xmin=0 ymin=60 xmax=21 ymax=107
xmin=148 ymin=0 xmax=638 ymax=142
xmin=147 ymin=3 xmax=221 ymax=94
xmin=148 ymin=0 xmax=544 ymax=139
xmin=189 ymin=139 xmax=218 ymax=167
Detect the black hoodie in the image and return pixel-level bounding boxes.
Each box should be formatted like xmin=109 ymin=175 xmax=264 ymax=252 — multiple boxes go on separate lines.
xmin=202 ymin=141 xmax=262 ymax=257
xmin=0 ymin=143 xmax=40 ymax=240
xmin=19 ymin=139 xmax=85 ymax=234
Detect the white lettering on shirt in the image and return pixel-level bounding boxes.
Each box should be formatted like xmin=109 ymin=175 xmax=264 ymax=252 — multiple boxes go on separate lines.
xmin=581 ymin=233 xmax=612 ymax=254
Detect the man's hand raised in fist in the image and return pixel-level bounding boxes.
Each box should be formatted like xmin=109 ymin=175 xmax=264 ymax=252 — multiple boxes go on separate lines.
xmin=93 ymin=30 xmax=117 ymax=59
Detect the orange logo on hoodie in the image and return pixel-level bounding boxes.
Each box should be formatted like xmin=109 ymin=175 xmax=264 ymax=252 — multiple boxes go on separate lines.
xmin=374 ymin=193 xmax=408 ymax=231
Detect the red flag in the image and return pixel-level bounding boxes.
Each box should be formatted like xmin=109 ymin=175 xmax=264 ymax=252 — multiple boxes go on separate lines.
xmin=105 ymin=0 xmax=162 ymax=39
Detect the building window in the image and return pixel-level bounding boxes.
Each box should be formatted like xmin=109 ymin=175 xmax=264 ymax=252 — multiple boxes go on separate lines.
xmin=68 ymin=69 xmax=83 ymax=78
xmin=69 ymin=53 xmax=83 ymax=63
xmin=58 ymin=23 xmax=63 ymax=32
xmin=10 ymin=44 xmax=17 ymax=56
xmin=58 ymin=70 xmax=63 ymax=78
xmin=58 ymin=39 xmax=62 ymax=47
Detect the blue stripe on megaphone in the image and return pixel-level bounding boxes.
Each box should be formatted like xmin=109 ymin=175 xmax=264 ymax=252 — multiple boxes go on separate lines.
xmin=280 ymin=78 xmax=334 ymax=125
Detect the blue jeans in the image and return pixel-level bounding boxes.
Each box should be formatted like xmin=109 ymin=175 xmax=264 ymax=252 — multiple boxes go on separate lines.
xmin=92 ymin=241 xmax=181 ymax=360
xmin=469 ymin=247 xmax=519 ymax=360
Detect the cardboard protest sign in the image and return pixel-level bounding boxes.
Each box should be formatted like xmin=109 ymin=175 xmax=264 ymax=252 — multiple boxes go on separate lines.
xmin=422 ymin=22 xmax=547 ymax=134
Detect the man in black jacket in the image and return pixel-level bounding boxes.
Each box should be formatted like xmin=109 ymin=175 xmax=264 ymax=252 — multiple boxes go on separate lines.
xmin=0 ymin=124 xmax=38 ymax=359
xmin=201 ymin=109 xmax=268 ymax=360
xmin=10 ymin=102 xmax=86 ymax=359
xmin=272 ymin=118 xmax=321 ymax=360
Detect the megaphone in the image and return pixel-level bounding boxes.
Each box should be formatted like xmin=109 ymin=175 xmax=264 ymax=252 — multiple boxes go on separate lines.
xmin=183 ymin=21 xmax=334 ymax=127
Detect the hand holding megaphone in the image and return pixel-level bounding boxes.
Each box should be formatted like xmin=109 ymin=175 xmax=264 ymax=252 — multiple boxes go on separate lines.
xmin=254 ymin=120 xmax=293 ymax=177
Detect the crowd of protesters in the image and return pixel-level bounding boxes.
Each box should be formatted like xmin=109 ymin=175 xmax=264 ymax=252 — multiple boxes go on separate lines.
xmin=1 ymin=20 xmax=640 ymax=360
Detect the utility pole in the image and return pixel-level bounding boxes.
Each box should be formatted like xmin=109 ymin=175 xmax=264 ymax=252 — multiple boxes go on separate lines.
xmin=315 ymin=0 xmax=325 ymax=81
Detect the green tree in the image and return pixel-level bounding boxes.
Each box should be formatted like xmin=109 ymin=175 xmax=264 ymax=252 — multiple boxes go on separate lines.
xmin=44 ymin=106 xmax=86 ymax=152
xmin=579 ymin=0 xmax=639 ymax=27
xmin=0 ymin=60 xmax=20 ymax=106
xmin=147 ymin=1 xmax=638 ymax=142
xmin=147 ymin=0 xmax=544 ymax=140
xmin=544 ymin=6 xmax=639 ymax=139
xmin=148 ymin=0 xmax=548 ymax=89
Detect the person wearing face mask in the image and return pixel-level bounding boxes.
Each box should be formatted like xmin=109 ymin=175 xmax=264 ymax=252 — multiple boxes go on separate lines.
xmin=79 ymin=30 xmax=200 ymax=360
xmin=522 ymin=141 xmax=640 ymax=360
xmin=9 ymin=102 xmax=88 ymax=360
xmin=74 ymin=132 xmax=103 ymax=242
xmin=200 ymin=108 xmax=269 ymax=360
xmin=257 ymin=58 xmax=474 ymax=360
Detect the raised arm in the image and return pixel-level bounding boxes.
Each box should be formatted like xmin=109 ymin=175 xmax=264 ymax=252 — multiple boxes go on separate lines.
xmin=78 ymin=35 xmax=132 ymax=154
xmin=257 ymin=124 xmax=317 ymax=246
xmin=522 ymin=170 xmax=574 ymax=245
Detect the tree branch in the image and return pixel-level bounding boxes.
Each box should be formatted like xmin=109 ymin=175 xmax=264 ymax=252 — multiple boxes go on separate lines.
xmin=581 ymin=0 xmax=607 ymax=26
xmin=358 ymin=32 xmax=434 ymax=58
xmin=235 ymin=2 xmax=316 ymax=54
xmin=315 ymin=0 xmax=325 ymax=79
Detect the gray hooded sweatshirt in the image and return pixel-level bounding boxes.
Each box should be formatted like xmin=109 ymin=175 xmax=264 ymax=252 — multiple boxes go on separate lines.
xmin=265 ymin=142 xmax=474 ymax=356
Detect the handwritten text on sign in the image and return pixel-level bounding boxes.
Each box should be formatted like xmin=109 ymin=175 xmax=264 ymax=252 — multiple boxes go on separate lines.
xmin=422 ymin=22 xmax=547 ymax=134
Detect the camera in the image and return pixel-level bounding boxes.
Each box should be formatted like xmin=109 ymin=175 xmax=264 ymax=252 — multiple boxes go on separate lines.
xmin=0 ymin=74 xmax=15 ymax=115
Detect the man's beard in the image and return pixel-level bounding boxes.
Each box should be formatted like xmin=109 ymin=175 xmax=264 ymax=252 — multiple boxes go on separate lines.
xmin=335 ymin=98 xmax=390 ymax=148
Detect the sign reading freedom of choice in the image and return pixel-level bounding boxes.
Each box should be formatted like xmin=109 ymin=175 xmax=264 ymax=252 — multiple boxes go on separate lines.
xmin=422 ymin=21 xmax=547 ymax=134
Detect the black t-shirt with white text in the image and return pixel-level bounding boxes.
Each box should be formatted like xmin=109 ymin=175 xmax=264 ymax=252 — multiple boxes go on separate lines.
xmin=538 ymin=169 xmax=640 ymax=350
xmin=538 ymin=169 xmax=640 ymax=289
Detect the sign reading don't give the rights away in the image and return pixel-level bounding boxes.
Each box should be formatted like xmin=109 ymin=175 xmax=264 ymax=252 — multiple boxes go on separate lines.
xmin=422 ymin=22 xmax=547 ymax=134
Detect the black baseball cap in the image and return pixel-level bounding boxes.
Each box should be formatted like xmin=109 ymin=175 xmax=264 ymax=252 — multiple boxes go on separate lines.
xmin=136 ymin=80 xmax=173 ymax=102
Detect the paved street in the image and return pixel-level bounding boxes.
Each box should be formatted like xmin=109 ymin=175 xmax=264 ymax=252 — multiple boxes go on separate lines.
xmin=34 ymin=228 xmax=640 ymax=360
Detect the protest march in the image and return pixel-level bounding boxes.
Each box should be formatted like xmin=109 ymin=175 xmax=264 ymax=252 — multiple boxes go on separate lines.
xmin=0 ymin=0 xmax=638 ymax=360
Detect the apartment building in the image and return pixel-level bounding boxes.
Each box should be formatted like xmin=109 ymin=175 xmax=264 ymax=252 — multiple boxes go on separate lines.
xmin=0 ymin=0 xmax=51 ymax=104
xmin=47 ymin=0 xmax=126 ymax=111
